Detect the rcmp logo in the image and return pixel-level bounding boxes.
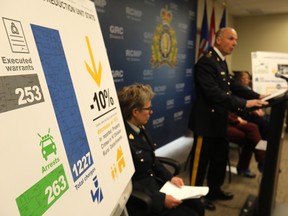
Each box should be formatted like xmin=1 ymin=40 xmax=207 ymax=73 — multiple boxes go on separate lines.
xmin=151 ymin=6 xmax=178 ymax=68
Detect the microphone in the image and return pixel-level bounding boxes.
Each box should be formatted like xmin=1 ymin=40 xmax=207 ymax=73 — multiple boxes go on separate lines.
xmin=275 ymin=72 xmax=288 ymax=81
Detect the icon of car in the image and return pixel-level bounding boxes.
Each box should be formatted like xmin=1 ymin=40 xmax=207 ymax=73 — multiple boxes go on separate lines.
xmin=40 ymin=134 xmax=57 ymax=160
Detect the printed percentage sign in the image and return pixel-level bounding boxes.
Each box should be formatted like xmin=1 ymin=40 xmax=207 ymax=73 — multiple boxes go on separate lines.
xmin=104 ymin=89 xmax=114 ymax=106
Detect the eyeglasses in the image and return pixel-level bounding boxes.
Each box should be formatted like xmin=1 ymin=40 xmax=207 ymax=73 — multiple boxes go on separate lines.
xmin=141 ymin=106 xmax=153 ymax=111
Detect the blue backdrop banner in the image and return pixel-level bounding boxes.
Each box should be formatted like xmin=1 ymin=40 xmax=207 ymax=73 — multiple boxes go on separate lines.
xmin=95 ymin=0 xmax=197 ymax=148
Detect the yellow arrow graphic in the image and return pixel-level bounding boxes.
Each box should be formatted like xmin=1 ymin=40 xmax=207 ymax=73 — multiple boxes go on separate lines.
xmin=85 ymin=36 xmax=102 ymax=87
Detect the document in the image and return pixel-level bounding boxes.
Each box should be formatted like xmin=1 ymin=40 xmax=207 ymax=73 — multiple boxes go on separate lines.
xmin=160 ymin=181 xmax=209 ymax=200
xmin=261 ymin=89 xmax=287 ymax=101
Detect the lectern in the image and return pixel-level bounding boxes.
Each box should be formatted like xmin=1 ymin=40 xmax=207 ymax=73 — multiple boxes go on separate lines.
xmin=240 ymin=92 xmax=288 ymax=216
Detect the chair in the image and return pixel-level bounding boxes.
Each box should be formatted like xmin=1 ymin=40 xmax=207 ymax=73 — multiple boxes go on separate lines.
xmin=126 ymin=156 xmax=181 ymax=216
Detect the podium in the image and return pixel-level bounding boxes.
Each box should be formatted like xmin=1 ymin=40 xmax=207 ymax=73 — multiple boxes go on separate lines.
xmin=240 ymin=92 xmax=288 ymax=216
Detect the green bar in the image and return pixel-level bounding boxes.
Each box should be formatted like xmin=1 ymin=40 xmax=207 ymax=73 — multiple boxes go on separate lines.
xmin=16 ymin=164 xmax=69 ymax=216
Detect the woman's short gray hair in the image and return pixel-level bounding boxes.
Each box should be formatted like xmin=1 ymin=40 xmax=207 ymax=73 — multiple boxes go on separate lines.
xmin=117 ymin=83 xmax=155 ymax=120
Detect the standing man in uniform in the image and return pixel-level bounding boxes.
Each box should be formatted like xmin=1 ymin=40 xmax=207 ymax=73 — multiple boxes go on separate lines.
xmin=188 ymin=27 xmax=268 ymax=211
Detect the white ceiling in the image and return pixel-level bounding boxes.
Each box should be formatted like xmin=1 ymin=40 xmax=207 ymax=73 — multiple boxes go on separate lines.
xmin=221 ymin=0 xmax=288 ymax=16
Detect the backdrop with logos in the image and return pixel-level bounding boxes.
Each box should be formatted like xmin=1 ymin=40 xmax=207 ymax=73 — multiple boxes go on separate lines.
xmin=95 ymin=0 xmax=197 ymax=147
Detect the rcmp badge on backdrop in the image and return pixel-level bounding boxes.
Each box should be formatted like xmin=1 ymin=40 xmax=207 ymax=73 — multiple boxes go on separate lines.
xmin=151 ymin=6 xmax=177 ymax=68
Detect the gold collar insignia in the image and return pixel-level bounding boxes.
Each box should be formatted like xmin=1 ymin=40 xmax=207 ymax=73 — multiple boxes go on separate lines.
xmin=129 ymin=133 xmax=134 ymax=140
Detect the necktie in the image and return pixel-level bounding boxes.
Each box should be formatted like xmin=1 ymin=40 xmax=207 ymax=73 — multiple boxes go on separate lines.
xmin=223 ymin=60 xmax=229 ymax=73
xmin=139 ymin=126 xmax=146 ymax=141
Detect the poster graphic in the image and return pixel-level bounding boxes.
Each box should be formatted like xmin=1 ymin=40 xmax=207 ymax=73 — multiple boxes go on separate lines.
xmin=0 ymin=0 xmax=134 ymax=215
xmin=251 ymin=51 xmax=288 ymax=94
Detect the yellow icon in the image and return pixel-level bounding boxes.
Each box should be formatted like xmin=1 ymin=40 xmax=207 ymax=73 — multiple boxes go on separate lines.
xmin=111 ymin=163 xmax=118 ymax=180
xmin=117 ymin=146 xmax=126 ymax=173
xmin=110 ymin=146 xmax=126 ymax=180
xmin=129 ymin=134 xmax=134 ymax=140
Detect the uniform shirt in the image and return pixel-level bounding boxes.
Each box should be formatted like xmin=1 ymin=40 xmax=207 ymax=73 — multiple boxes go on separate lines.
xmin=125 ymin=121 xmax=173 ymax=212
xmin=189 ymin=47 xmax=260 ymax=137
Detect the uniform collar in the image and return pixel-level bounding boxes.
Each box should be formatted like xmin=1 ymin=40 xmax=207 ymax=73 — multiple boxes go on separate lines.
xmin=213 ymin=47 xmax=225 ymax=61
xmin=126 ymin=121 xmax=141 ymax=134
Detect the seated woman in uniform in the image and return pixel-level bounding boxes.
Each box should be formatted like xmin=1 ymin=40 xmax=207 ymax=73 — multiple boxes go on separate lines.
xmin=117 ymin=83 xmax=204 ymax=216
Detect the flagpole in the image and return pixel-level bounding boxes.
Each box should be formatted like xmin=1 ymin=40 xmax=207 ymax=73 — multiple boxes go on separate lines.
xmin=197 ymin=0 xmax=210 ymax=60
xmin=219 ymin=1 xmax=226 ymax=29
xmin=209 ymin=1 xmax=216 ymax=45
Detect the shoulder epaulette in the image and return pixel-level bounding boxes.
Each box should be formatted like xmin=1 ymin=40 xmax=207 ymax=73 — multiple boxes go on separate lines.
xmin=206 ymin=51 xmax=212 ymax=58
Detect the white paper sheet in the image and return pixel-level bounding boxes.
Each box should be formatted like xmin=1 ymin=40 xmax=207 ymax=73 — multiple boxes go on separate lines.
xmin=160 ymin=181 xmax=209 ymax=200
xmin=261 ymin=89 xmax=287 ymax=101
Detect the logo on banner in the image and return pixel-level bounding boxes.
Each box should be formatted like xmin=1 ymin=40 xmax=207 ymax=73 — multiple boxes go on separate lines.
xmin=184 ymin=95 xmax=191 ymax=104
xmin=151 ymin=6 xmax=177 ymax=68
xmin=152 ymin=117 xmax=165 ymax=128
xmin=174 ymin=110 xmax=183 ymax=121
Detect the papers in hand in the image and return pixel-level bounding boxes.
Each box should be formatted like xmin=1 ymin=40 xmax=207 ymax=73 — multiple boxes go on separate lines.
xmin=261 ymin=89 xmax=287 ymax=101
xmin=160 ymin=181 xmax=209 ymax=200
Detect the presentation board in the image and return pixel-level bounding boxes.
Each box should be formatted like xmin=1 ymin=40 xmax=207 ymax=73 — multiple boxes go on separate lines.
xmin=0 ymin=0 xmax=134 ymax=215
xmin=251 ymin=51 xmax=288 ymax=95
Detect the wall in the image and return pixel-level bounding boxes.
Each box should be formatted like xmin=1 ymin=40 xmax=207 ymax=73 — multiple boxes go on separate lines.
xmin=232 ymin=14 xmax=288 ymax=73
xmin=195 ymin=1 xmax=288 ymax=77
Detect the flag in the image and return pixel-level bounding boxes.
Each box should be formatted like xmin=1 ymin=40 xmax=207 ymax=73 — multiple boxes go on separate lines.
xmin=209 ymin=6 xmax=216 ymax=45
xmin=219 ymin=7 xmax=226 ymax=29
xmin=198 ymin=1 xmax=210 ymax=59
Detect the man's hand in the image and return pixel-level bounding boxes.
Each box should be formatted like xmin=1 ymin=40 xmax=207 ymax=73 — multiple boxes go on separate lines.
xmin=259 ymin=94 xmax=270 ymax=99
xmin=246 ymin=99 xmax=268 ymax=108
xmin=164 ymin=194 xmax=182 ymax=208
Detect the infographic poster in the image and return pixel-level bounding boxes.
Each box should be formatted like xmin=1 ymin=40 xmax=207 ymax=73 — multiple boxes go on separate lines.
xmin=0 ymin=0 xmax=134 ymax=215
xmin=251 ymin=51 xmax=288 ymax=94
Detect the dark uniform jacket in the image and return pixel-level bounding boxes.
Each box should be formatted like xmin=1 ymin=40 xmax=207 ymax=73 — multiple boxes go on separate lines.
xmin=125 ymin=122 xmax=173 ymax=213
xmin=189 ymin=48 xmax=260 ymax=137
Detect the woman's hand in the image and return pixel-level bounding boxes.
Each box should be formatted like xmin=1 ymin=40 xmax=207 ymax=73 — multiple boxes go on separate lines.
xmin=164 ymin=194 xmax=182 ymax=208
xmin=170 ymin=176 xmax=184 ymax=188
xmin=163 ymin=177 xmax=184 ymax=208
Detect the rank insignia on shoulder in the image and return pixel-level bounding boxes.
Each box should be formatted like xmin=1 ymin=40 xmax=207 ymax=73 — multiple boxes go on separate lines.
xmin=220 ymin=71 xmax=225 ymax=75
xmin=206 ymin=51 xmax=212 ymax=58
xmin=129 ymin=134 xmax=134 ymax=140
